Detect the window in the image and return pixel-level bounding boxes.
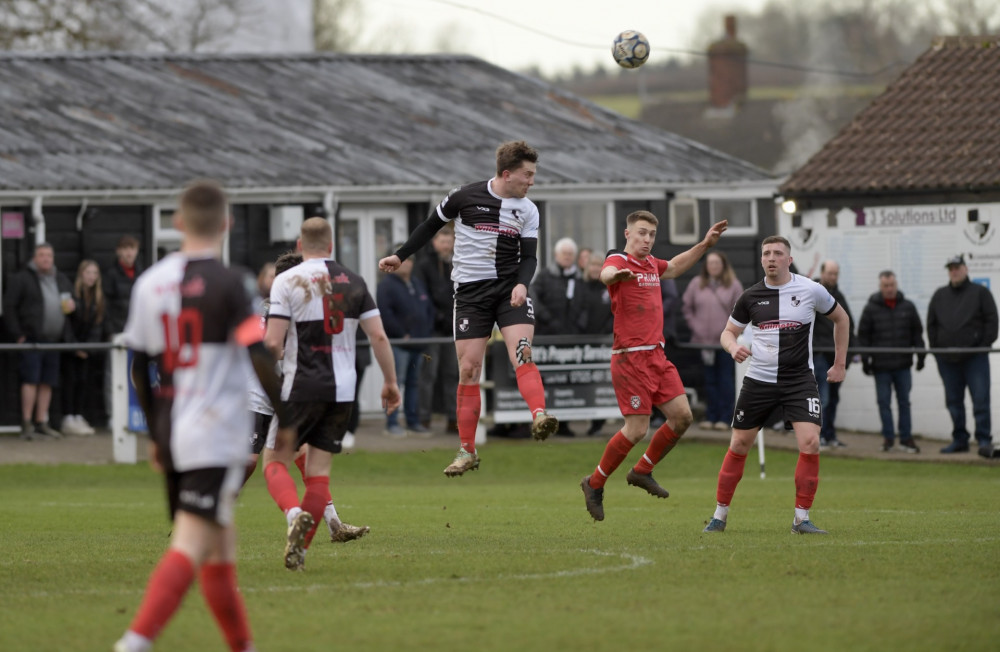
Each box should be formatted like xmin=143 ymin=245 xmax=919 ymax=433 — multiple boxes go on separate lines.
xmin=711 ymin=199 xmax=757 ymax=235
xmin=545 ymin=201 xmax=611 ymax=264
xmin=669 ymin=198 xmax=699 ymax=244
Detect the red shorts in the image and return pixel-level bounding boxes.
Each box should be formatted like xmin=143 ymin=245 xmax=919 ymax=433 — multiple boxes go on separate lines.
xmin=611 ymin=347 xmax=685 ymax=415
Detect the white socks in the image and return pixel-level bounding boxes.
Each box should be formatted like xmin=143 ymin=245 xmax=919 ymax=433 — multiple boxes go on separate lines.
xmin=794 ymin=507 xmax=809 ymax=523
xmin=324 ymin=501 xmax=340 ymax=527
xmin=713 ymin=504 xmax=729 ymax=521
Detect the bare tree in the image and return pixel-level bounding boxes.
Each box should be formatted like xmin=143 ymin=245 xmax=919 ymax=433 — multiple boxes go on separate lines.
xmin=934 ymin=0 xmax=1000 ymax=35
xmin=313 ymin=0 xmax=363 ymax=52
xmin=0 ymin=0 xmax=261 ymax=52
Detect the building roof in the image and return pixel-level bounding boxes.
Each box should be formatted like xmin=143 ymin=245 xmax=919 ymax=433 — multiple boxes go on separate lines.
xmin=0 ymin=52 xmax=771 ymax=194
xmin=780 ymin=36 xmax=1000 ymax=199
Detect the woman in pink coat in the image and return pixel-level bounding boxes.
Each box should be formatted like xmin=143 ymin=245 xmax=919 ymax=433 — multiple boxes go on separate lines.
xmin=682 ymin=251 xmax=743 ymax=429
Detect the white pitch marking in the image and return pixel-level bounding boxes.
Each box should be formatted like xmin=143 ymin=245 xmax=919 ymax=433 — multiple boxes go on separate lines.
xmin=17 ymin=549 xmax=652 ymax=598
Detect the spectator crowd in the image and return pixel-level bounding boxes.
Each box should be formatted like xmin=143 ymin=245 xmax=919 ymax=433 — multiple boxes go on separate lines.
xmin=2 ymin=231 xmax=997 ymax=458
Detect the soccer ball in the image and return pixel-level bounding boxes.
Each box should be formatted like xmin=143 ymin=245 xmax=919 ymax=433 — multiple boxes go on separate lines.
xmin=612 ymin=30 xmax=650 ymax=69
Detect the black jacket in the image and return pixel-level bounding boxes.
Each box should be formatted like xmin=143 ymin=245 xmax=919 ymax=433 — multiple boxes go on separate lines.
xmin=530 ymin=263 xmax=583 ymax=336
xmin=376 ymin=274 xmax=434 ymax=348
xmin=2 ymin=266 xmax=74 ymax=343
xmin=857 ymin=290 xmax=925 ymax=372
xmin=577 ymin=278 xmax=613 ymax=335
xmin=69 ymin=291 xmax=111 ymax=345
xmin=104 ymin=260 xmax=143 ymax=334
xmin=927 ymin=278 xmax=998 ymax=362
xmin=412 ymin=249 xmax=454 ymax=336
xmin=811 ymin=282 xmax=857 ymax=366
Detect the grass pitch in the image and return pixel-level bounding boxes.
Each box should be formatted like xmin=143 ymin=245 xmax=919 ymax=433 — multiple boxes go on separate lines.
xmin=1 ymin=440 xmax=998 ymax=652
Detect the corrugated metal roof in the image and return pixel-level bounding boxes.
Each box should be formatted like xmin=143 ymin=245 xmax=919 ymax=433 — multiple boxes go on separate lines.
xmin=780 ymin=36 xmax=1000 ymax=198
xmin=0 ymin=52 xmax=771 ymax=193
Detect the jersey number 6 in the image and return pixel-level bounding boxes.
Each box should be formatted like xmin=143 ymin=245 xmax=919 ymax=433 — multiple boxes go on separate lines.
xmin=323 ymin=292 xmax=345 ymax=335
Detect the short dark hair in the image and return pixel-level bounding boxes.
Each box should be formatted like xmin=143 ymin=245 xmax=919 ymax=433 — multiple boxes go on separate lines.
xmin=116 ymin=235 xmax=139 ymax=249
xmin=495 ymin=140 xmax=538 ymax=175
xmin=879 ymin=270 xmax=896 ymax=280
xmin=275 ymin=250 xmax=303 ymax=276
xmin=761 ymin=235 xmax=791 ymax=253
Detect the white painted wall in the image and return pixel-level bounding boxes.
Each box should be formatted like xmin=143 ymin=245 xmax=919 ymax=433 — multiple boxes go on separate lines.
xmin=780 ymin=202 xmax=1000 ymax=441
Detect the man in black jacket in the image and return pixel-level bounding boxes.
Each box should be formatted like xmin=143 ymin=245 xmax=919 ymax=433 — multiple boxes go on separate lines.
xmin=927 ymin=255 xmax=998 ymax=455
xmin=413 ymin=226 xmax=459 ymax=433
xmin=858 ymin=271 xmax=925 ymax=453
xmin=2 ymin=243 xmax=74 ymax=439
xmin=812 ymin=260 xmax=857 ymax=448
xmin=530 ymin=237 xmax=583 ymax=336
xmin=103 ymin=234 xmax=142 ymax=335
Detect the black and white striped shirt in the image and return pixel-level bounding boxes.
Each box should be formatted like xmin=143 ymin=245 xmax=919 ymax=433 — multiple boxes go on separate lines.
xmin=435 ymin=178 xmax=539 ymax=284
xmin=268 ymin=258 xmax=378 ymax=403
xmin=730 ymin=274 xmax=837 ymax=385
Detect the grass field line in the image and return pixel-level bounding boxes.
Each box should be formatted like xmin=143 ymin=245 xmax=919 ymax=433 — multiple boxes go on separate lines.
xmin=16 ymin=550 xmax=653 ymax=599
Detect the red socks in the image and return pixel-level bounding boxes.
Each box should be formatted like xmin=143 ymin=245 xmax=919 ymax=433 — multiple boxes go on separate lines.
xmin=301 ymin=475 xmax=331 ymax=547
xmin=200 ymin=563 xmax=253 ymax=652
xmin=515 ymin=362 xmax=546 ymax=417
xmin=264 ymin=461 xmax=300 ymax=513
xmin=129 ymin=549 xmax=195 ymax=641
xmin=589 ymin=432 xmax=634 ymax=489
xmin=715 ymin=449 xmax=747 ymax=506
xmin=294 ymin=454 xmax=307 ymax=479
xmin=794 ymin=452 xmax=820 ymax=509
xmin=633 ymin=423 xmax=681 ymax=475
xmin=456 ymin=383 xmax=481 ymax=454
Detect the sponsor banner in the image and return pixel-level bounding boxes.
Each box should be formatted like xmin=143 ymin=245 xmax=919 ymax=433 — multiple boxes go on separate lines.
xmin=491 ymin=340 xmax=621 ymax=423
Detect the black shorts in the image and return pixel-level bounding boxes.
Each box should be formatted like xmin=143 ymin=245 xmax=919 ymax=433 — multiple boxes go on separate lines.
xmin=275 ymin=401 xmax=353 ymax=454
xmin=454 ymin=278 xmax=535 ymax=340
xmin=18 ymin=350 xmax=61 ymax=386
xmin=732 ymin=376 xmax=822 ymax=431
xmin=165 ymin=465 xmax=243 ymax=526
xmin=251 ymin=411 xmax=272 ymax=455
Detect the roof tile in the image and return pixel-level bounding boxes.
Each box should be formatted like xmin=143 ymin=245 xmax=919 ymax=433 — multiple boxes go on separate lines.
xmin=781 ymin=36 xmax=1000 ymax=197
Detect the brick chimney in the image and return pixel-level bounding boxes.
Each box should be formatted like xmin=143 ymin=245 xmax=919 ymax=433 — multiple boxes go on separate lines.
xmin=707 ymin=15 xmax=748 ymax=109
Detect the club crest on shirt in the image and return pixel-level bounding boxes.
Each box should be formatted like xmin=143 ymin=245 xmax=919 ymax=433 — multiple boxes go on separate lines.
xmin=790 ymin=295 xmax=801 ymax=306
xmin=735 ymin=409 xmax=744 ymax=422
xmin=630 ymin=395 xmax=641 ymax=409
xmin=458 ymin=318 xmax=469 ymax=333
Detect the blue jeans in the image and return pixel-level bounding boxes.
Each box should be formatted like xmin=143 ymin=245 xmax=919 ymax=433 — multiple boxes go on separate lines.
xmin=703 ymin=350 xmax=736 ymax=423
xmin=387 ymin=346 xmax=424 ymax=429
xmin=874 ymin=368 xmax=912 ymax=442
xmin=813 ymin=354 xmax=840 ymax=442
xmin=936 ymin=354 xmax=992 ymax=446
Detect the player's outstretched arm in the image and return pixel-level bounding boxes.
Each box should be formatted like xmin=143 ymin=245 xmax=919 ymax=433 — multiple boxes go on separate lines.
xmin=662 ymin=220 xmax=728 ymax=279
xmin=378 ymin=254 xmax=401 ymax=273
xmin=380 ymin=213 xmax=448 ymax=273
xmin=361 ymin=315 xmax=402 ymax=414
xmin=600 ymin=265 xmax=636 ymax=286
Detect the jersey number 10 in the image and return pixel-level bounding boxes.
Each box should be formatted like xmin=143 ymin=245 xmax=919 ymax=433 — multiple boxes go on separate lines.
xmin=161 ymin=308 xmax=203 ymax=373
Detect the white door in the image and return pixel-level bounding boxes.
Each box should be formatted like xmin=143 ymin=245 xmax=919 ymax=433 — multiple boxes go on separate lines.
xmin=336 ymin=204 xmax=409 ymax=415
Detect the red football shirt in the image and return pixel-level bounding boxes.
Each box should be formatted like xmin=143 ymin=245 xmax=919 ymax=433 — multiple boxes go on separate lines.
xmin=603 ymin=251 xmax=668 ymax=350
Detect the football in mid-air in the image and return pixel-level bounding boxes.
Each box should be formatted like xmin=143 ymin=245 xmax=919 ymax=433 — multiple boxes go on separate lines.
xmin=612 ymin=30 xmax=650 ymax=69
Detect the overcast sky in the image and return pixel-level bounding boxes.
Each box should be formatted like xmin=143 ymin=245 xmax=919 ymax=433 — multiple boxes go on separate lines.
xmin=352 ymin=0 xmax=769 ymax=75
